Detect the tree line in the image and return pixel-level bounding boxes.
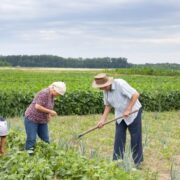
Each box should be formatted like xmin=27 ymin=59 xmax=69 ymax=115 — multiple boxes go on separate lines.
xmin=0 ymin=55 xmax=131 ymax=68
xmin=0 ymin=55 xmax=179 ymax=69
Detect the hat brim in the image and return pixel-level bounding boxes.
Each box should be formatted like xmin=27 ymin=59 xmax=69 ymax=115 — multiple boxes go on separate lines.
xmin=92 ymin=77 xmax=114 ymax=88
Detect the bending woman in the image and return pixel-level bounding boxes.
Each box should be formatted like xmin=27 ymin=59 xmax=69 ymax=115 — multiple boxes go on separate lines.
xmin=24 ymin=81 xmax=66 ymax=154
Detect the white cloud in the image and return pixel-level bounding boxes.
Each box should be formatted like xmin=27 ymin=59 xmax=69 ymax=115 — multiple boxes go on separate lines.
xmin=0 ymin=0 xmax=180 ymax=63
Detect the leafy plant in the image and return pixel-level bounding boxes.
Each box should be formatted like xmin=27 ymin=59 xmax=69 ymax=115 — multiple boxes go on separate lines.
xmin=0 ymin=130 xmax=140 ymax=179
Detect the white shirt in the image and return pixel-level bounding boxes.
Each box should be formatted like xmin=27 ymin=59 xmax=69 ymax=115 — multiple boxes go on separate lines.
xmin=103 ymin=79 xmax=142 ymax=125
xmin=0 ymin=120 xmax=8 ymax=136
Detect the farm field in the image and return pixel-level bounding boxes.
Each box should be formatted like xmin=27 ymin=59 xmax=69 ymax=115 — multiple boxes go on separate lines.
xmin=0 ymin=68 xmax=179 ymax=117
xmin=0 ymin=69 xmax=179 ymax=92
xmin=4 ymin=110 xmax=180 ymax=179
xmin=0 ymin=68 xmax=179 ymax=179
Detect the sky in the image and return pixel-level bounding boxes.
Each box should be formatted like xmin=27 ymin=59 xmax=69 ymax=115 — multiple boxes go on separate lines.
xmin=0 ymin=0 xmax=180 ymax=64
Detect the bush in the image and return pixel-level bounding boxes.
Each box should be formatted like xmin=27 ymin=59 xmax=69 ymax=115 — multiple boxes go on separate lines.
xmin=0 ymin=90 xmax=179 ymax=117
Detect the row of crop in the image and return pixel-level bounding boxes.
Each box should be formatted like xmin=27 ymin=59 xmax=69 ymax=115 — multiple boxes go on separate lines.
xmin=109 ymin=68 xmax=180 ymax=76
xmin=0 ymin=90 xmax=179 ymax=117
xmin=0 ymin=129 xmax=136 ymax=179
xmin=0 ymin=70 xmax=180 ymax=93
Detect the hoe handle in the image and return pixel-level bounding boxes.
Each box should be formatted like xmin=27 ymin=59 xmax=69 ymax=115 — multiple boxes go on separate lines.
xmin=78 ymin=109 xmax=139 ymax=138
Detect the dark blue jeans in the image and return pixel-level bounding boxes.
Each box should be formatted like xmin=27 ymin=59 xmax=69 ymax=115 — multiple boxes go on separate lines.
xmin=24 ymin=117 xmax=49 ymax=150
xmin=113 ymin=109 xmax=143 ymax=165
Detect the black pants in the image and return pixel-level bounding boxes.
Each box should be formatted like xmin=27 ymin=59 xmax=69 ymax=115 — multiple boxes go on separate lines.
xmin=113 ymin=109 xmax=143 ymax=165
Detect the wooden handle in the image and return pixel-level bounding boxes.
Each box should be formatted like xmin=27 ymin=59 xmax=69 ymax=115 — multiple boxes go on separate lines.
xmin=78 ymin=109 xmax=139 ymax=138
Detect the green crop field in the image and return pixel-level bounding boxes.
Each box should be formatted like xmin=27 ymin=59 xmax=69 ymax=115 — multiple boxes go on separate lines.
xmin=1 ymin=111 xmax=180 ymax=179
xmin=0 ymin=68 xmax=179 ymax=179
xmin=0 ymin=69 xmax=179 ymax=92
xmin=0 ymin=68 xmax=179 ymax=117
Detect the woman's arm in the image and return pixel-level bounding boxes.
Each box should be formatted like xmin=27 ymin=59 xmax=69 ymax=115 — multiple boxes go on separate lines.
xmin=35 ymin=104 xmax=57 ymax=116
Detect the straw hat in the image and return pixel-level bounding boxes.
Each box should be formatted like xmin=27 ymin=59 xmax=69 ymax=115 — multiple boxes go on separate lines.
xmin=50 ymin=81 xmax=66 ymax=95
xmin=92 ymin=73 xmax=113 ymax=88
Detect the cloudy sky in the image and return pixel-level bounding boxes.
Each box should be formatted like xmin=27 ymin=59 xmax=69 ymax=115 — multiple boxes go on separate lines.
xmin=0 ymin=0 xmax=180 ymax=64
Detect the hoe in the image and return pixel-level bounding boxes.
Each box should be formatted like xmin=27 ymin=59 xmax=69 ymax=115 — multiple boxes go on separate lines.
xmin=78 ymin=110 xmax=138 ymax=138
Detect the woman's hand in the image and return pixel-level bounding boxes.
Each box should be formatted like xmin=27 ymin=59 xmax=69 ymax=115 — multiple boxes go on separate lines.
xmin=47 ymin=114 xmax=52 ymax=122
xmin=49 ymin=110 xmax=57 ymax=117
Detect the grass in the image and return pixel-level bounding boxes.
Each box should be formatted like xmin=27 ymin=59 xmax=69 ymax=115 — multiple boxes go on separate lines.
xmin=7 ymin=110 xmax=180 ymax=179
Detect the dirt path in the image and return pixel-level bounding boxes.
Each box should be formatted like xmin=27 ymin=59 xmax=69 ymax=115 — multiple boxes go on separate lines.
xmin=158 ymin=155 xmax=180 ymax=180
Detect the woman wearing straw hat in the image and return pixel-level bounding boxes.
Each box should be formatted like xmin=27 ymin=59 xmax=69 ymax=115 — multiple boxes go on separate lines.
xmin=24 ymin=81 xmax=66 ymax=155
xmin=92 ymin=73 xmax=143 ymax=167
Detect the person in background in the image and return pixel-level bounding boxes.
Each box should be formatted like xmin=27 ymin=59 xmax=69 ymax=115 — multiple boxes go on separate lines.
xmin=0 ymin=116 xmax=8 ymax=155
xmin=24 ymin=81 xmax=66 ymax=155
xmin=92 ymin=73 xmax=143 ymax=167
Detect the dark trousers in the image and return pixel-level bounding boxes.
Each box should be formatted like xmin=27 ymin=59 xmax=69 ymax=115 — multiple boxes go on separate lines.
xmin=113 ymin=109 xmax=143 ymax=165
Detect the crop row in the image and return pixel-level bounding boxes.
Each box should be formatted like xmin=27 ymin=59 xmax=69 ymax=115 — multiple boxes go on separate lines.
xmin=0 ymin=91 xmax=179 ymax=117
xmin=0 ymin=70 xmax=179 ymax=92
xmin=0 ymin=130 xmax=135 ymax=179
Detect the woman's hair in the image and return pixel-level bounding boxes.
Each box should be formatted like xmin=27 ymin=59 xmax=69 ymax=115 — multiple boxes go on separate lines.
xmin=0 ymin=116 xmax=5 ymax=121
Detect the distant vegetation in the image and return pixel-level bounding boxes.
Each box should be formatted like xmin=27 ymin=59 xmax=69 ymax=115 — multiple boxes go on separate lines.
xmin=0 ymin=59 xmax=11 ymax=66
xmin=0 ymin=55 xmax=179 ymax=69
xmin=0 ymin=69 xmax=179 ymax=117
xmin=135 ymin=63 xmax=180 ymax=70
xmin=107 ymin=68 xmax=180 ymax=76
xmin=0 ymin=55 xmax=130 ymax=68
